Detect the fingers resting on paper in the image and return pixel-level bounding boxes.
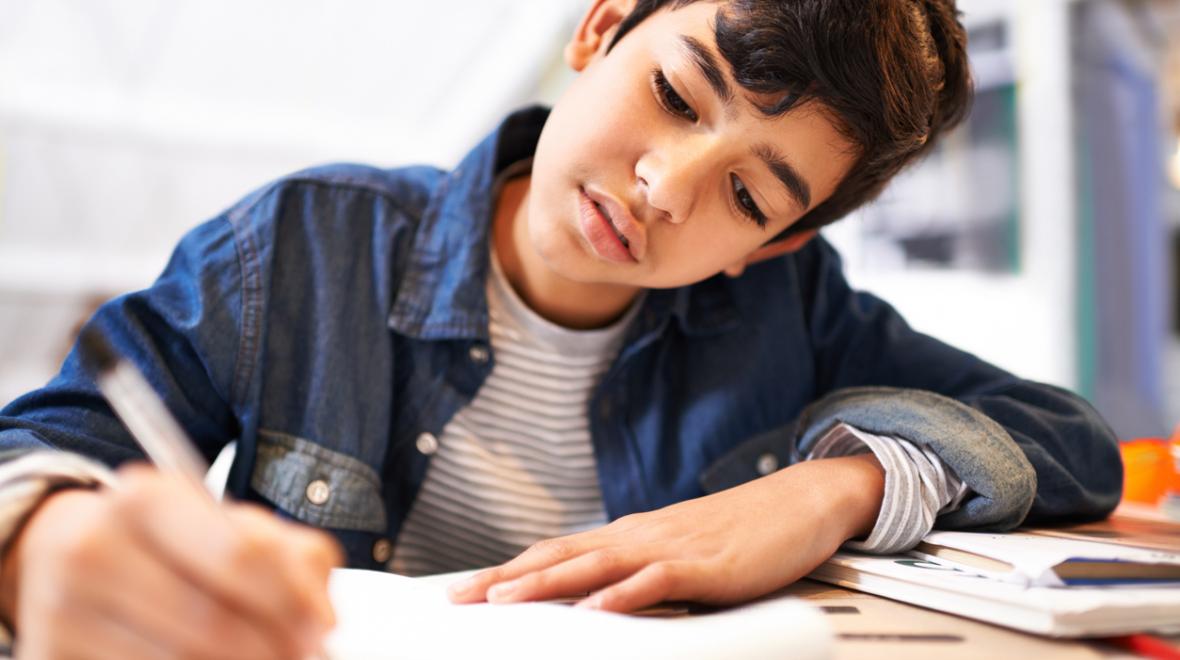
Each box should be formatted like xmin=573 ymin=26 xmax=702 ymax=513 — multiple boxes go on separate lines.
xmin=447 ymin=454 xmax=886 ymax=613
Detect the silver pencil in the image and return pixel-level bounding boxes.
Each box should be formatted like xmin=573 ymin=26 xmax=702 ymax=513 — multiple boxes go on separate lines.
xmin=79 ymin=326 xmax=209 ymax=487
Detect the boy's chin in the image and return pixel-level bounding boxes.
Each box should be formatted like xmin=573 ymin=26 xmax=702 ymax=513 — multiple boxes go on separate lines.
xmin=532 ymin=240 xmax=642 ymax=289
xmin=537 ymin=252 xmax=706 ymax=291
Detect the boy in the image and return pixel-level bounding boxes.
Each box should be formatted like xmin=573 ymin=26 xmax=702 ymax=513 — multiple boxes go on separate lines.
xmin=0 ymin=0 xmax=1120 ymax=658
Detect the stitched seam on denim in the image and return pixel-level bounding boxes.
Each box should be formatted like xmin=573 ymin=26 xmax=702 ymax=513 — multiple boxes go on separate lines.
xmin=220 ymin=182 xmax=284 ymax=409
xmin=224 ymin=210 xmax=262 ymax=410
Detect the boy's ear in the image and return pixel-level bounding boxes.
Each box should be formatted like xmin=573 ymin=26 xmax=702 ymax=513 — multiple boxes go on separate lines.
xmin=723 ymin=230 xmax=818 ymax=278
xmin=564 ymin=0 xmax=637 ymax=71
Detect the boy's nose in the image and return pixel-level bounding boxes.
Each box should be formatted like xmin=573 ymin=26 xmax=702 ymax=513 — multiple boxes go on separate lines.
xmin=635 ymin=135 xmax=721 ymax=225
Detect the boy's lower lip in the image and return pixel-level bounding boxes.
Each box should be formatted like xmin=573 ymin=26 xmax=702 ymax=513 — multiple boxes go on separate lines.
xmin=577 ymin=188 xmax=635 ymax=264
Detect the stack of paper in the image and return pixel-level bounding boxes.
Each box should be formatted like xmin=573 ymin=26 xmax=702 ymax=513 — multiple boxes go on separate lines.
xmin=324 ymin=569 xmax=834 ymax=659
xmin=915 ymin=530 xmax=1180 ymax=587
xmin=810 ymin=537 xmax=1180 ymax=637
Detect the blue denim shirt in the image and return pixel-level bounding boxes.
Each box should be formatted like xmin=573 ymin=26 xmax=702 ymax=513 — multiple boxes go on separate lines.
xmin=0 ymin=107 xmax=1121 ymax=569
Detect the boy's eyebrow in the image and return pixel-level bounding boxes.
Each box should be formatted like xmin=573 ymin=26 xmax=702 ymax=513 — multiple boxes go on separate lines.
xmin=681 ymin=36 xmax=733 ymax=105
xmin=679 ymin=36 xmax=811 ymax=211
xmin=754 ymin=143 xmax=812 ymax=211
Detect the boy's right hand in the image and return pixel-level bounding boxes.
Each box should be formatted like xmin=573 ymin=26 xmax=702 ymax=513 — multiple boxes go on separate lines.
xmin=0 ymin=464 xmax=342 ymax=660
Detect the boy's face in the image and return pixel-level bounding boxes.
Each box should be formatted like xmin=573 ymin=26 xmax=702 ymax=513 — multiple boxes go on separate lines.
xmin=526 ymin=0 xmax=857 ymax=289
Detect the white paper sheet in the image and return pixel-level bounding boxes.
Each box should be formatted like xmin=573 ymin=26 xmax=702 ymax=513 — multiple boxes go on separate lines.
xmin=324 ymin=569 xmax=833 ymax=659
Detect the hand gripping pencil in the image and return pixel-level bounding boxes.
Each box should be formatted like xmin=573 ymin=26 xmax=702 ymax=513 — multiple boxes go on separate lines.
xmin=78 ymin=327 xmax=336 ymax=660
xmin=78 ymin=326 xmax=210 ymax=488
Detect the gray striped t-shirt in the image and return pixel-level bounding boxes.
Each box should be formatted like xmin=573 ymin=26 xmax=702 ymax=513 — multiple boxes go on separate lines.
xmin=387 ymin=244 xmax=968 ymax=576
xmin=388 ymin=251 xmax=641 ymax=575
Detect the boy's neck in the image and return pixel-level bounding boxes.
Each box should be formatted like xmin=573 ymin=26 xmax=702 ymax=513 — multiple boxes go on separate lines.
xmin=492 ymin=175 xmax=642 ymax=330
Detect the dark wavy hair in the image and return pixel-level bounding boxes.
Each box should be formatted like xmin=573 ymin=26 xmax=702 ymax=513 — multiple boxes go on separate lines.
xmin=607 ymin=0 xmax=972 ymax=239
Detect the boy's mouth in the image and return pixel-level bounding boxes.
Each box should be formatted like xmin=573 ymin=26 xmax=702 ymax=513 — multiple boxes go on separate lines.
xmin=594 ymin=201 xmax=630 ymax=249
xmin=580 ymin=187 xmax=646 ymax=263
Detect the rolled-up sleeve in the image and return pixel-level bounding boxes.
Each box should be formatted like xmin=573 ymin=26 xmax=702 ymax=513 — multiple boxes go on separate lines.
xmin=791 ymin=237 xmax=1121 ymax=530
xmin=808 ymin=423 xmax=968 ymax=553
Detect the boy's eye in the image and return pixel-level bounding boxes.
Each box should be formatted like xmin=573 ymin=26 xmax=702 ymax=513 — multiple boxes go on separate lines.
xmin=731 ymin=174 xmax=768 ymax=228
xmin=652 ymin=69 xmax=698 ymax=123
xmin=649 ymin=68 xmax=765 ymax=228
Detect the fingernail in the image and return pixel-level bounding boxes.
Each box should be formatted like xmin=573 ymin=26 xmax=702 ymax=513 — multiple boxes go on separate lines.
xmin=448 ymin=576 xmax=475 ymax=598
xmin=487 ymin=580 xmax=518 ymax=602
xmin=575 ymin=594 xmax=602 ymax=610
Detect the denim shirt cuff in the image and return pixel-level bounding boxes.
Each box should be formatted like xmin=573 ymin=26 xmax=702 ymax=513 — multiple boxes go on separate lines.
xmin=793 ymin=387 xmax=1036 ymax=530
xmin=700 ymin=386 xmax=1036 ymax=531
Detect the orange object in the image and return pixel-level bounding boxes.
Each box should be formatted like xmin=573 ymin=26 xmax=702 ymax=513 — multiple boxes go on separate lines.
xmin=1121 ymin=438 xmax=1175 ymax=506
xmin=1170 ymin=426 xmax=1180 ymax=497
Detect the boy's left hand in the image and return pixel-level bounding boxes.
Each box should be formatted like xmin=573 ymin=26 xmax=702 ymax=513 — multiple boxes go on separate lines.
xmin=447 ymin=453 xmax=885 ymax=613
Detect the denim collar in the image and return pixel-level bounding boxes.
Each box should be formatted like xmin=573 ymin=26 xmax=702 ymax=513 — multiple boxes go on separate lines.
xmin=387 ymin=105 xmax=740 ymax=343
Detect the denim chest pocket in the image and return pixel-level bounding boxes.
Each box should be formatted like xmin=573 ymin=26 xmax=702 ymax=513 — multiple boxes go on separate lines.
xmin=250 ymin=429 xmax=388 ymax=533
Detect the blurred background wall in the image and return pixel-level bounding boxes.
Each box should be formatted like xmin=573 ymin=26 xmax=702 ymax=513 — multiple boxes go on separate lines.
xmin=0 ymin=0 xmax=1177 ymax=440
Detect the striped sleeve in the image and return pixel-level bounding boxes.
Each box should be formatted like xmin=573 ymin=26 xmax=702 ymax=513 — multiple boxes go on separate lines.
xmin=807 ymin=423 xmax=969 ymax=554
xmin=0 ymin=451 xmax=116 ymax=649
xmin=0 ymin=452 xmax=117 ymax=547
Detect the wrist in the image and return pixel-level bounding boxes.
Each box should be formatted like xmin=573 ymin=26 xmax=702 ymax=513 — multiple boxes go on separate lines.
xmin=806 ymin=453 xmax=886 ymax=543
xmin=0 ymin=488 xmax=98 ymax=631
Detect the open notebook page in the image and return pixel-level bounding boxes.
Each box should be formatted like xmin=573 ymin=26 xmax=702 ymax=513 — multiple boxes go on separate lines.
xmin=324 ymin=568 xmax=833 ymax=659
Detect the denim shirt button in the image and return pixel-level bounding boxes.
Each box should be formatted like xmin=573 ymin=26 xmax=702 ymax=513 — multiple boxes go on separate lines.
xmin=755 ymin=453 xmax=779 ymax=476
xmin=416 ymin=432 xmax=440 ymax=455
xmin=372 ymin=538 xmax=393 ymax=564
xmin=468 ymin=345 xmax=490 ymax=364
xmin=305 ymin=479 xmax=331 ymax=505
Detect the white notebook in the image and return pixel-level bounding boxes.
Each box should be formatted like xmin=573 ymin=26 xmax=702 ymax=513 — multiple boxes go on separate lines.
xmin=915 ymin=529 xmax=1180 ymax=587
xmin=324 ymin=568 xmax=833 ymax=659
xmin=811 ymin=551 xmax=1180 ymax=637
